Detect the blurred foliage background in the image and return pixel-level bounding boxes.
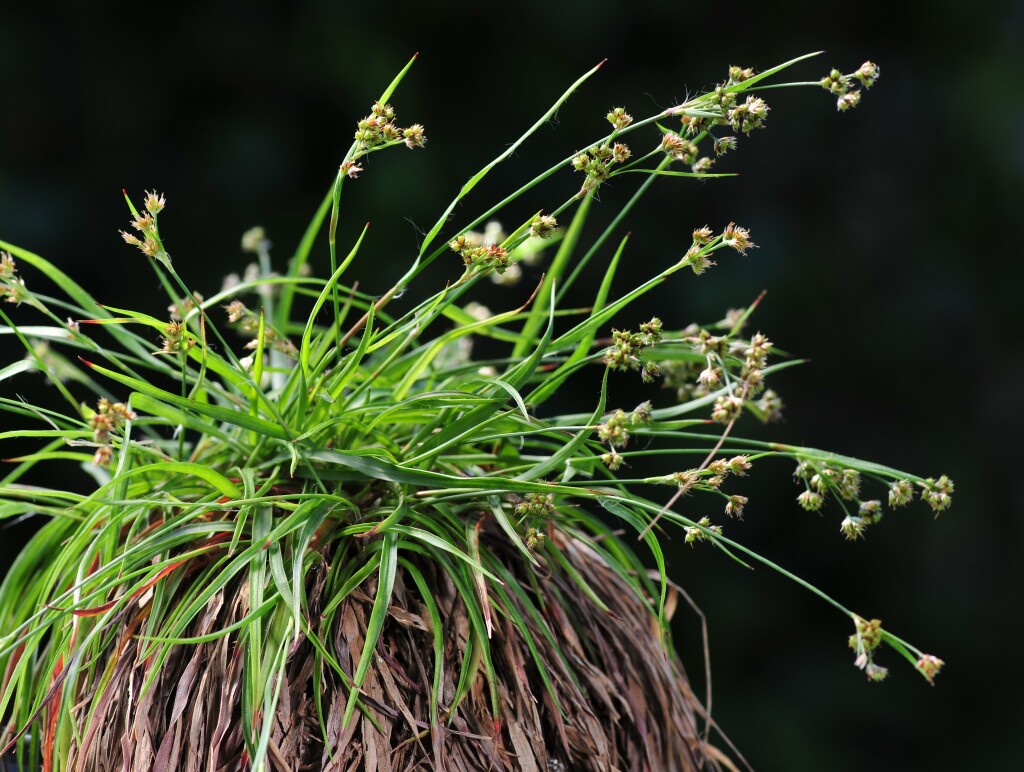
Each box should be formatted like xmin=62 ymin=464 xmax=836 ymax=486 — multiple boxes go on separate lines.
xmin=1 ymin=1 xmax=1020 ymax=768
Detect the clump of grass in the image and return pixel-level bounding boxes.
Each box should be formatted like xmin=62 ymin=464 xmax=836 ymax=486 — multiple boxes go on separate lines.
xmin=0 ymin=53 xmax=948 ymax=770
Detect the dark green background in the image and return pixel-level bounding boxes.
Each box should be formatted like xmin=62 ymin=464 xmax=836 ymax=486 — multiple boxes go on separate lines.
xmin=1 ymin=1 xmax=1020 ymax=768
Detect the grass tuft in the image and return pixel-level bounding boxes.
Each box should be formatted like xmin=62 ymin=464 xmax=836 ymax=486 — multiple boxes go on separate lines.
xmin=0 ymin=54 xmax=945 ymax=769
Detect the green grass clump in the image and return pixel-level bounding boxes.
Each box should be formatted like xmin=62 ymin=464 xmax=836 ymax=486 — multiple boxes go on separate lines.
xmin=0 ymin=53 xmax=948 ymax=770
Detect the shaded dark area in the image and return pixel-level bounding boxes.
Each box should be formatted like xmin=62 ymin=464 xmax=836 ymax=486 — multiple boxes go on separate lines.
xmin=1 ymin=1 xmax=1020 ymax=769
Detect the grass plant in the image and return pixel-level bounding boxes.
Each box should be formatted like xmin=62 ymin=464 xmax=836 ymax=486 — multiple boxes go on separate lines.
xmin=0 ymin=53 xmax=948 ymax=770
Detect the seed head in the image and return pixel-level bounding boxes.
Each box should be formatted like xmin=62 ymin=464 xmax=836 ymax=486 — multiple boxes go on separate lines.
xmin=840 ymin=515 xmax=867 ymax=540
xmin=722 ymin=223 xmax=755 ymax=254
xmin=756 ymin=389 xmax=784 ymax=422
xmin=640 ymin=361 xmax=661 ymax=383
xmin=714 ymin=136 xmax=738 ymax=156
xmin=168 ymin=293 xmax=202 ymax=322
xmin=888 ymin=479 xmax=915 ymax=507
xmin=601 ymin=450 xmax=624 ymax=471
xmin=728 ymin=456 xmax=752 ymax=475
xmin=820 ymin=68 xmax=850 ymax=95
xmin=839 ymin=468 xmax=862 ymax=500
xmin=144 ymin=190 xmax=166 ymax=215
xmin=639 ymin=317 xmax=663 ymax=345
xmin=660 ymin=132 xmax=698 ymax=164
xmin=854 ymin=617 xmax=884 ymax=651
xmin=685 ymin=516 xmax=723 ymax=545
xmin=865 ymin=663 xmax=889 ymax=682
xmin=679 ymin=114 xmax=707 ymax=136
xmin=631 ymin=400 xmax=653 ymax=424
xmin=728 ymin=96 xmax=770 ymax=134
xmin=482 ymin=243 xmax=510 ymax=273
xmin=797 ymin=490 xmax=824 ymax=511
xmin=140 ymin=237 xmax=160 ymax=258
xmin=692 ymin=157 xmax=714 ymax=174
xmin=1 ymin=249 xmax=17 ymax=276
xmin=728 ymin=65 xmax=756 ymax=83
xmin=530 ymin=214 xmax=558 ymax=240
xmin=131 ymin=212 xmax=154 ymax=234
xmin=160 ymin=320 xmax=195 ymax=355
xmin=224 ymin=300 xmax=248 ymax=324
xmin=854 ymin=61 xmax=880 ymax=89
xmin=698 ymin=366 xmax=722 ymax=390
xmin=341 ymin=160 xmax=363 ymax=179
xmin=0 ymin=252 xmax=27 ymax=304
xmin=612 ymin=143 xmax=631 ymax=163
xmin=692 ymin=226 xmax=713 ymax=245
xmin=371 ymin=101 xmax=396 ymax=121
xmin=606 ymin=107 xmax=633 ymax=129
xmin=711 ymin=395 xmax=742 ymax=424
xmin=403 ymin=124 xmax=427 ymax=149
xmin=597 ymin=409 xmax=631 ymax=448
xmin=515 ymin=493 xmax=556 ymax=519
xmin=920 ymin=475 xmax=954 ymax=513
xmin=240 ymin=226 xmax=268 ymax=254
xmin=525 ymin=527 xmax=545 ymax=550
xmin=859 ymin=499 xmax=883 ymax=524
xmin=745 ymin=332 xmax=772 ymax=368
xmin=725 ymin=495 xmax=748 ymax=518
xmin=915 ymin=654 xmax=944 ymax=685
xmin=448 ymin=235 xmax=471 ymax=254
xmin=837 ymin=91 xmax=862 ymax=111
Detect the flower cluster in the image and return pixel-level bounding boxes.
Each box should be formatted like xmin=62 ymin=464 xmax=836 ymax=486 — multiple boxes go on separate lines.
xmin=448 ymin=233 xmax=511 ymax=275
xmin=449 ymin=218 xmax=559 ymax=286
xmin=529 ymin=214 xmax=558 ymax=240
xmin=671 ymin=65 xmax=772 ymax=162
xmin=596 ymin=409 xmax=631 ymax=449
xmin=915 ymin=654 xmax=945 ymax=685
xmin=341 ymin=102 xmax=425 ymax=180
xmin=727 ymin=96 xmax=771 ymax=135
xmin=159 ymin=320 xmax=196 ymax=355
xmin=722 ymin=222 xmax=755 ymax=254
xmin=241 ymin=226 xmax=270 ymax=255
xmin=168 ymin=293 xmax=203 ymax=322
xmin=603 ymin=317 xmax=663 ymax=382
xmin=685 ymin=517 xmax=723 ymax=545
xmin=681 ymin=223 xmax=755 ymax=277
xmin=606 ymin=106 xmax=633 ymax=130
xmin=653 ymin=455 xmax=753 ymax=517
xmin=819 ymin=61 xmax=880 ymax=111
xmin=571 ymin=111 xmax=633 ymax=194
xmin=354 ymin=101 xmax=426 ymax=151
xmin=919 ymin=475 xmax=954 ymax=513
xmin=571 ymin=143 xmax=632 ymax=193
xmin=596 ymin=401 xmax=654 ymax=458
xmin=795 ymin=461 xmax=953 ymax=539
xmin=687 ymin=326 xmax=772 ymax=425
xmin=849 ymin=616 xmax=889 ymax=682
xmin=515 ymin=492 xmax=555 ymax=520
xmin=514 ymin=493 xmax=556 ymax=550
xmin=0 ymin=251 xmax=27 ymax=305
xmin=682 ymin=227 xmax=716 ymax=275
xmin=119 ymin=191 xmax=168 ymax=263
xmin=88 ymin=398 xmax=136 ymax=466
xmin=223 ymin=300 xmax=299 ymax=358
xmin=657 ymin=311 xmax=781 ymax=429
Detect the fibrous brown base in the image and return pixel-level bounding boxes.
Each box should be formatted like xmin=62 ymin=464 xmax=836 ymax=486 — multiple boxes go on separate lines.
xmin=64 ymin=530 xmax=722 ymax=771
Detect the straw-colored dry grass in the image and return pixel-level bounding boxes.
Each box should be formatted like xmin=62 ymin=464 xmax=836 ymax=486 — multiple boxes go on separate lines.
xmin=66 ymin=524 xmax=719 ymax=772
